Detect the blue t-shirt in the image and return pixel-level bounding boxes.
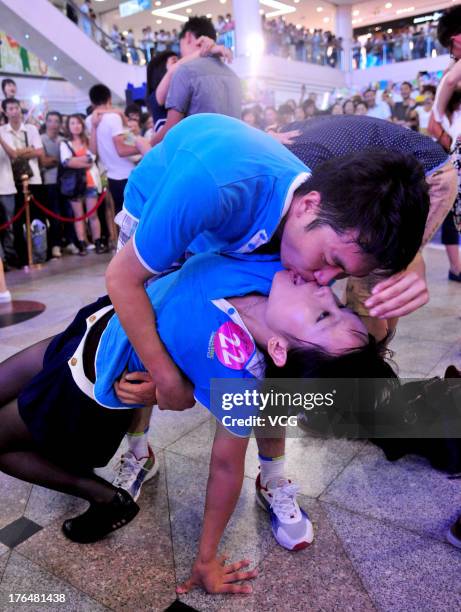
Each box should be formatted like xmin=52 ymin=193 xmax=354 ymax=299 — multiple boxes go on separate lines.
xmin=94 ymin=253 xmax=283 ymax=436
xmin=123 ymin=114 xmax=310 ymax=273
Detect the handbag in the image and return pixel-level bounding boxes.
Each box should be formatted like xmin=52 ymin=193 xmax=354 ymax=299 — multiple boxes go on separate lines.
xmin=11 ymin=130 xmax=33 ymax=183
xmin=59 ymin=141 xmax=87 ymax=198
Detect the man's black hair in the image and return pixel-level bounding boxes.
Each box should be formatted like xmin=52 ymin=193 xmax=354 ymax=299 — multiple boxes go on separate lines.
xmin=294 ymin=150 xmax=430 ymax=274
xmin=125 ymin=103 xmax=141 ymax=118
xmin=1 ymin=97 xmax=20 ymax=113
xmin=1 ymin=78 xmax=16 ymax=94
xmin=437 ymin=6 xmax=461 ymax=48
xmin=422 ymin=85 xmax=436 ymax=96
xmin=178 ymin=16 xmax=216 ymax=41
xmin=401 ymin=81 xmax=412 ymax=89
xmin=363 ymin=88 xmax=375 ymax=96
xmin=45 ymin=111 xmax=62 ymax=122
xmin=89 ymin=84 xmax=111 ymax=106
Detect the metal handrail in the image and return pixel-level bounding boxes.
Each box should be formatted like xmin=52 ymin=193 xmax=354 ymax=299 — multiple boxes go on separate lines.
xmin=52 ymin=0 xmax=146 ymax=64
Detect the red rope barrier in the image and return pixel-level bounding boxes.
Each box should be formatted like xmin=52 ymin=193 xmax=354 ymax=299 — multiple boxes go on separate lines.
xmin=0 ymin=203 xmax=27 ymax=231
xmin=31 ymin=189 xmax=107 ymax=223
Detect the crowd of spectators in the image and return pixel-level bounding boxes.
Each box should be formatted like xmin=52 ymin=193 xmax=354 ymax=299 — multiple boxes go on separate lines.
xmin=0 ymin=16 xmax=241 ymax=277
xmin=66 ymin=1 xmax=448 ymax=71
xmin=241 ymin=76 xmax=440 ymax=134
xmin=263 ymin=17 xmax=343 ymax=68
xmin=354 ymin=23 xmax=447 ymax=69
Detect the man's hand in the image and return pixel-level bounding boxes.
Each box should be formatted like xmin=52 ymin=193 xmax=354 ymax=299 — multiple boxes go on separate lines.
xmin=155 ymin=369 xmax=195 ymax=411
xmin=114 ymin=371 xmax=157 ymax=406
xmin=176 ymin=555 xmax=258 ymax=595
xmin=365 ymin=269 xmax=429 ymax=319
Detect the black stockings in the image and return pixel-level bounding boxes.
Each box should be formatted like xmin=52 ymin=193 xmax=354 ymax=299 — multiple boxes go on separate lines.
xmin=0 ymin=339 xmax=116 ymax=504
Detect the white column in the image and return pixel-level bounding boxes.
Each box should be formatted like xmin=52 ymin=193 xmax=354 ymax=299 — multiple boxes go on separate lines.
xmin=232 ymin=0 xmax=263 ymax=58
xmin=335 ymin=4 xmax=353 ymax=71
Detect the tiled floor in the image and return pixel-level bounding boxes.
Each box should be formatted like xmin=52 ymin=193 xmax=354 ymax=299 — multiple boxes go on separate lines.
xmin=0 ymin=246 xmax=460 ymax=612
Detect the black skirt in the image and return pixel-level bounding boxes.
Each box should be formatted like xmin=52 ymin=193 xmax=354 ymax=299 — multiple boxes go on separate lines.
xmin=18 ymin=296 xmax=133 ymax=470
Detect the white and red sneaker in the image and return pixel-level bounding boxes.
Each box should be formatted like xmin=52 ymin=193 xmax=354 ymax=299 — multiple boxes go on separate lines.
xmin=112 ymin=445 xmax=158 ymax=502
xmin=255 ymin=474 xmax=314 ymax=551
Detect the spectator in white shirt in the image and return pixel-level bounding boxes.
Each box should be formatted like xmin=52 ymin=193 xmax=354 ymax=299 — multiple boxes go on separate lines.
xmin=0 ymin=124 xmax=17 ymax=267
xmin=85 ymin=85 xmax=139 ymax=215
xmin=0 ymin=98 xmax=45 ymax=265
xmin=363 ymin=88 xmax=391 ymax=121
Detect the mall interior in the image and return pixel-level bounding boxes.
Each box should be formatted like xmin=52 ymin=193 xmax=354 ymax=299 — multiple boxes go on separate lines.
xmin=0 ymin=0 xmax=460 ymax=611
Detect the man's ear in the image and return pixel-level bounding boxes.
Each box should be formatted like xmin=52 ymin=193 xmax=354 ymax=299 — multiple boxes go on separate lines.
xmin=292 ymin=190 xmax=321 ymax=220
xmin=267 ymin=336 xmax=288 ymax=367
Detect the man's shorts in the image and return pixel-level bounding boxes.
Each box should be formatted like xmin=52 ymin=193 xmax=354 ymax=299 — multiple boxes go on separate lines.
xmin=346 ymin=159 xmax=458 ymax=316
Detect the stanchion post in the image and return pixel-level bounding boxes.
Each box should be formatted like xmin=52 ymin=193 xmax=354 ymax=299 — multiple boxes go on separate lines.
xmin=22 ymin=174 xmax=34 ymax=268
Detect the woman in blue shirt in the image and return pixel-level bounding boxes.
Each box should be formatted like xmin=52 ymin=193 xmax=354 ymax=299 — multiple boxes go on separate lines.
xmin=0 ymin=253 xmax=394 ymax=594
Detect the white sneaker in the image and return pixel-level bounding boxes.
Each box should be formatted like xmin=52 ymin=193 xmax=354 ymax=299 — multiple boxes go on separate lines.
xmin=51 ymin=246 xmax=62 ymax=259
xmin=112 ymin=446 xmax=158 ymax=502
xmin=65 ymin=243 xmax=79 ymax=255
xmin=256 ymin=474 xmax=314 ymax=550
xmin=0 ymin=290 xmax=12 ymax=303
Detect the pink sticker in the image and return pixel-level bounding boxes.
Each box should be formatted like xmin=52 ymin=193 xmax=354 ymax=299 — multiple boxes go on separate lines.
xmin=214 ymin=321 xmax=254 ymax=370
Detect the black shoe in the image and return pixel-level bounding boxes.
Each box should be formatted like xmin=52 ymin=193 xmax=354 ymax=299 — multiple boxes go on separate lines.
xmin=61 ymin=488 xmax=139 ymax=544
xmin=448 ymin=270 xmax=461 ymax=282
xmin=77 ymin=240 xmax=87 ymax=256
xmin=95 ymin=238 xmax=107 ymax=254
xmin=447 ymin=515 xmax=461 ymax=549
xmin=445 ymin=365 xmax=461 ymax=379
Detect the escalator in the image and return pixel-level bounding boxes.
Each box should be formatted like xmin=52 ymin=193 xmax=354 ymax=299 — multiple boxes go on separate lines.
xmin=0 ymin=0 xmax=145 ymax=102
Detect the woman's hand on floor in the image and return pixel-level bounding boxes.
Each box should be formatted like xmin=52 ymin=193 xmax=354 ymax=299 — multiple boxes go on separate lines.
xmin=176 ymin=555 xmax=258 ymax=595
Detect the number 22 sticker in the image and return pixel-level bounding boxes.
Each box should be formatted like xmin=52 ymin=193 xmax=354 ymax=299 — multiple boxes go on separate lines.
xmin=214 ymin=321 xmax=254 ymax=370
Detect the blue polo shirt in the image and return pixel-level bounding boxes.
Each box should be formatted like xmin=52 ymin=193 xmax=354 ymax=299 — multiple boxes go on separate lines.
xmin=94 ymin=253 xmax=283 ymax=436
xmin=124 ymin=114 xmax=310 ymax=273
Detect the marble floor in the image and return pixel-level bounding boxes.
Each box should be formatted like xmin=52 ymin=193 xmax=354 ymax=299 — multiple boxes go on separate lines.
xmin=0 ymin=246 xmax=460 ymax=612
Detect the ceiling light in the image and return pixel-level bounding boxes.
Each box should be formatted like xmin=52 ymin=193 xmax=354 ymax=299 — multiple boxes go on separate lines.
xmin=53 ymin=55 xmax=58 ymax=61
xmin=396 ymin=6 xmax=414 ymax=14
xmin=352 ymin=10 xmax=360 ymax=16
xmin=316 ymin=6 xmax=323 ymax=12
xmin=156 ymin=19 xmax=162 ymax=23
xmin=186 ymin=7 xmax=192 ymax=13
xmin=25 ymin=33 xmax=30 ymax=39
xmin=206 ymin=13 xmax=212 ymax=18
xmin=155 ymin=1 xmax=162 ymax=5
xmin=384 ymin=2 xmax=392 ymax=7
xmin=323 ymin=17 xmax=330 ymax=23
xmin=259 ymin=9 xmax=265 ymax=14
xmin=219 ymin=0 xmax=227 ymax=4
xmin=294 ymin=0 xmax=300 ymax=3
xmin=78 ymin=75 xmax=83 ymax=80
xmin=123 ymin=30 xmax=128 ymax=36
xmin=387 ymin=28 xmax=393 ymax=33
